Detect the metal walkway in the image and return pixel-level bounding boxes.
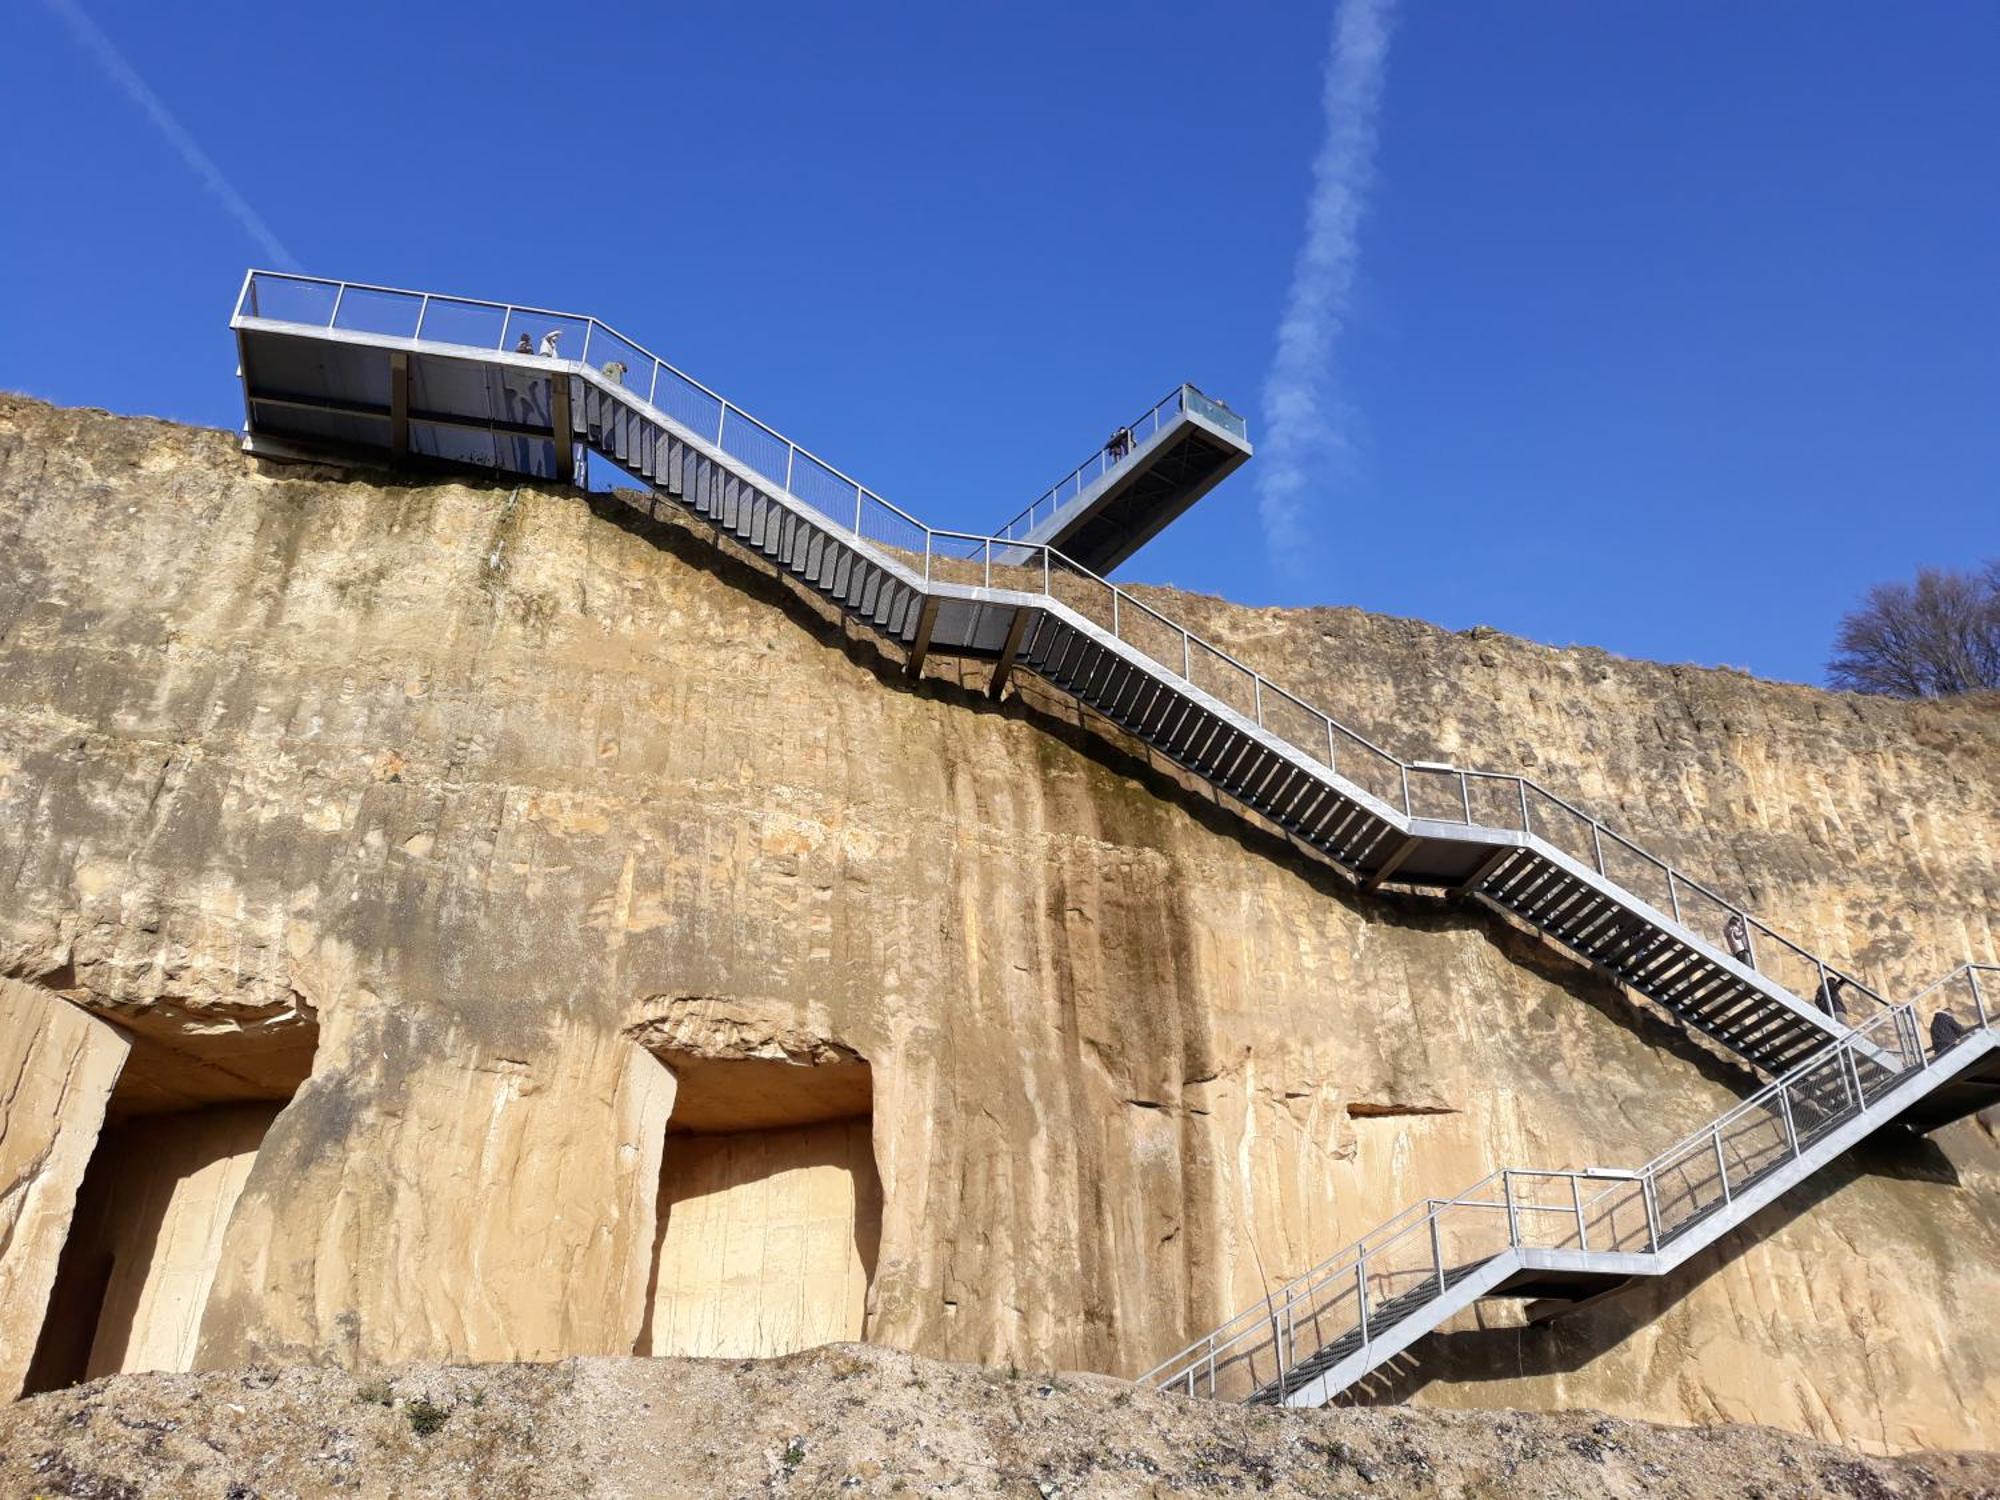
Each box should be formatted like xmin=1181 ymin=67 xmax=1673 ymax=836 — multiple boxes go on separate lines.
xmin=1144 ymin=965 xmax=2000 ymax=1408
xmin=233 ymin=271 xmax=1916 ymax=1085
xmin=988 ymin=384 xmax=1252 ymax=572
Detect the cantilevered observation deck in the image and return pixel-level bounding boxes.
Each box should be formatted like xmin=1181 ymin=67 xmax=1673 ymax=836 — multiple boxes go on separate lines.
xmin=991 ymin=385 xmax=1251 ymax=572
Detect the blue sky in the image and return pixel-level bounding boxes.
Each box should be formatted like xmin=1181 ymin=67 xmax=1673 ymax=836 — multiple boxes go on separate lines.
xmin=1 ymin=1 xmax=1993 ymax=685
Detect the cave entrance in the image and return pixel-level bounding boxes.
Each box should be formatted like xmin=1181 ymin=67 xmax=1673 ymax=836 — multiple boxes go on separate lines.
xmin=637 ymin=1051 xmax=881 ymax=1359
xmin=23 ymin=1007 xmax=319 ymax=1393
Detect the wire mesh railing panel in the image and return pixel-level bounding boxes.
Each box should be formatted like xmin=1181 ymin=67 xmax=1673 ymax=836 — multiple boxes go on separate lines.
xmin=1362 ymin=1217 xmax=1449 ymax=1313
xmin=788 ymin=447 xmax=859 ymax=521
xmin=1257 ymin=684 xmax=1336 ymax=773
xmin=1599 ymin=832 xmax=1677 ymax=922
xmin=1501 ymin=1173 xmax=1590 ymax=1251
xmin=414 ymin=296 xmax=507 ymax=350
xmin=924 ymin=531 xmax=997 ymax=589
xmin=1524 ymin=786 xmax=1600 ymax=871
xmin=243 ymin=271 xmax=338 ymax=325
xmin=1184 ymin=635 xmax=1260 ymax=725
xmin=584 ymin=324 xmax=649 ymax=393
xmin=649 ymin=362 xmax=726 ymax=442
xmin=1115 ymin=594 xmax=1192 ymax=684
xmin=1047 ymin=554 xmax=1118 ymax=637
xmin=857 ymin=492 xmax=928 ymax=562
xmin=717 ymin=406 xmax=791 ymax=490
xmin=1649 ymin=1135 xmax=1729 ymax=1242
xmin=1328 ymin=721 xmax=1405 ymax=810
xmin=1464 ymin=773 xmax=1530 ymax=834
xmin=1406 ymin=766 xmax=1473 ymax=824
xmin=498 ymin=308 xmax=589 ymax=362
xmin=1716 ymin=1103 xmax=1793 ymax=1189
xmin=1576 ymin=1177 xmax=1653 ymax=1253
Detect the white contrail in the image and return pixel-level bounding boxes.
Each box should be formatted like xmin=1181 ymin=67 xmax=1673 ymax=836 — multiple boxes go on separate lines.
xmin=1257 ymin=0 xmax=1397 ymax=571
xmin=40 ymin=0 xmax=302 ymax=272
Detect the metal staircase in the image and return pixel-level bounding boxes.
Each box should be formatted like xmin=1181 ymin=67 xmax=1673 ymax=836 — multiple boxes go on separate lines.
xmin=1144 ymin=965 xmax=2000 ymax=1408
xmin=231 ymin=272 xmax=1918 ymax=1084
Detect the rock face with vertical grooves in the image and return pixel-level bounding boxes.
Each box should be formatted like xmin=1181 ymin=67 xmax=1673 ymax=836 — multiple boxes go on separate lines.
xmin=0 ymin=394 xmax=1995 ymax=1451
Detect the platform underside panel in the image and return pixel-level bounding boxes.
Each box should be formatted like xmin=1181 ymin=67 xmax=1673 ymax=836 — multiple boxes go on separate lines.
xmin=1023 ymin=422 xmax=1250 ymax=574
xmin=927 ymin=599 xmax=1017 ymax=657
xmin=1375 ymin=838 xmax=1503 ymax=888
xmin=242 ymin=331 xmax=573 ymax=479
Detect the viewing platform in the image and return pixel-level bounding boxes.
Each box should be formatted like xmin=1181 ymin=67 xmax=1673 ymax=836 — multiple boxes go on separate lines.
xmin=990 ymin=385 xmax=1251 ymax=573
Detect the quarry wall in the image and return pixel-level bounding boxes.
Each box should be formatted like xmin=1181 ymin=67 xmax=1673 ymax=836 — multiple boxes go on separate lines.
xmin=0 ymin=394 xmax=1994 ymax=1451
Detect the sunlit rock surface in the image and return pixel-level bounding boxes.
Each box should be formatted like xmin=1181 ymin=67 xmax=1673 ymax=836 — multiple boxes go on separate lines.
xmin=0 ymin=393 xmax=1994 ymax=1451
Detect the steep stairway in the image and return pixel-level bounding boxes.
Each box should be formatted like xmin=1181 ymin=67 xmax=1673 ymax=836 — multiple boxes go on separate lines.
xmin=229 ymin=271 xmax=1901 ymax=1085
xmin=1145 ymin=965 xmax=2000 ymax=1408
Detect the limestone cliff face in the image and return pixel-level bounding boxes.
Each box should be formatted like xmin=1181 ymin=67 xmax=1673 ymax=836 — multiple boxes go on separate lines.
xmin=0 ymin=394 xmax=1994 ymax=1451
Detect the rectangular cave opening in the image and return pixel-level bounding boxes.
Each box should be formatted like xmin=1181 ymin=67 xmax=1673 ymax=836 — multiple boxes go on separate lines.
xmin=636 ymin=1052 xmax=882 ymax=1360
xmin=22 ymin=1009 xmax=319 ymax=1395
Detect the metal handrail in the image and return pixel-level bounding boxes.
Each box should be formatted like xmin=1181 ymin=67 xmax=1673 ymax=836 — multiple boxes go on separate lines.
xmin=1142 ymin=967 xmax=1994 ymax=1398
xmin=991 ymin=385 xmax=1194 ymax=546
xmin=236 ymin=268 xmax=1893 ymax=1021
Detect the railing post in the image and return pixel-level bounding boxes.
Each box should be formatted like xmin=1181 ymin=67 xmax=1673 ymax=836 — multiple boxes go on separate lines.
xmin=1182 ymin=631 xmax=1192 ymax=681
xmin=1591 ymin=823 xmax=1606 ymax=874
xmin=1326 ymin=717 xmax=1338 ymax=774
xmin=1503 ymin=1172 xmax=1520 ymax=1247
xmin=1044 ymin=548 xmax=1051 ymax=597
xmin=327 ymin=283 xmax=346 ymax=329
xmin=581 ymin=322 xmax=594 ymax=366
xmin=1641 ymin=1172 xmax=1661 ymax=1252
xmin=1972 ymin=969 xmax=1990 ymax=1028
xmin=1778 ymin=1082 xmax=1799 ymax=1158
xmin=1429 ymin=1210 xmax=1444 ymax=1288
xmin=1667 ymin=869 xmax=1684 ymax=925
xmin=716 ymin=403 xmax=727 ymax=446
xmin=1712 ymin=1126 xmax=1731 ymax=1206
xmin=1253 ymin=676 xmax=1263 ymax=727
xmin=648 ymin=360 xmax=660 ymax=406
xmin=853 ymin=485 xmax=863 ymax=538
xmin=1842 ymin=1043 xmax=1867 ymax=1110
xmin=983 ymin=539 xmax=992 ymax=590
xmin=784 ymin=445 xmax=795 ymax=494
xmin=414 ymin=294 xmax=431 ymax=339
xmin=1355 ymin=1257 xmax=1370 ymax=1345
xmin=1570 ymin=1174 xmax=1588 ymax=1251
xmin=1401 ymin=766 xmax=1413 ymax=817
xmin=1459 ymin=772 xmax=1473 ymax=824
xmin=1113 ymin=590 xmax=1121 ymax=638
xmin=1518 ymin=779 xmax=1531 ymax=834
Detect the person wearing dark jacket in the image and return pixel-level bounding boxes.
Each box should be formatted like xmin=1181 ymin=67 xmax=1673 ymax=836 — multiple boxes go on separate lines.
xmin=1930 ymin=1008 xmax=1970 ymax=1058
xmin=1813 ymin=974 xmax=1848 ymax=1021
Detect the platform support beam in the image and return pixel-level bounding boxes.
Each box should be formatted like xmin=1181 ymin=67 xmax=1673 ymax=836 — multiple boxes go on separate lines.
xmin=552 ymin=374 xmax=575 ymax=486
xmin=905 ymin=596 xmax=941 ymax=678
xmin=1454 ymin=845 xmax=1515 ymax=898
xmin=1365 ymin=835 xmax=1423 ymax=892
xmin=388 ymin=351 xmax=409 ymax=458
xmin=989 ymin=607 xmax=1034 ymax=701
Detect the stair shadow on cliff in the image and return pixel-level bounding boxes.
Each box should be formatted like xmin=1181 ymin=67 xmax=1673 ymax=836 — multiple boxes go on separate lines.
xmin=580 ymin=485 xmax=1774 ymax=1105
xmin=1336 ymin=1127 xmax=1963 ymax=1408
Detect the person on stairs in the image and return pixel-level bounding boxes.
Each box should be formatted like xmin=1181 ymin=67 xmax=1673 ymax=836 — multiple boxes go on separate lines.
xmin=1106 ymin=426 xmax=1133 ymax=462
xmin=1930 ymin=1008 xmax=1970 ymax=1058
xmin=1723 ymin=911 xmax=1753 ymax=969
xmin=1814 ymin=973 xmax=1849 ymax=1021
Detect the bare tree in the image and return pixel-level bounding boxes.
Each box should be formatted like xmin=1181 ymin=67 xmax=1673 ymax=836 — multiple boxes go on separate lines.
xmin=1826 ymin=561 xmax=2000 ymax=698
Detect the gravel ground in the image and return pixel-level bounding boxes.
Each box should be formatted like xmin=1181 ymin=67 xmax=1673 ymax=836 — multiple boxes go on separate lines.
xmin=2 ymin=1343 xmax=1994 ymax=1499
